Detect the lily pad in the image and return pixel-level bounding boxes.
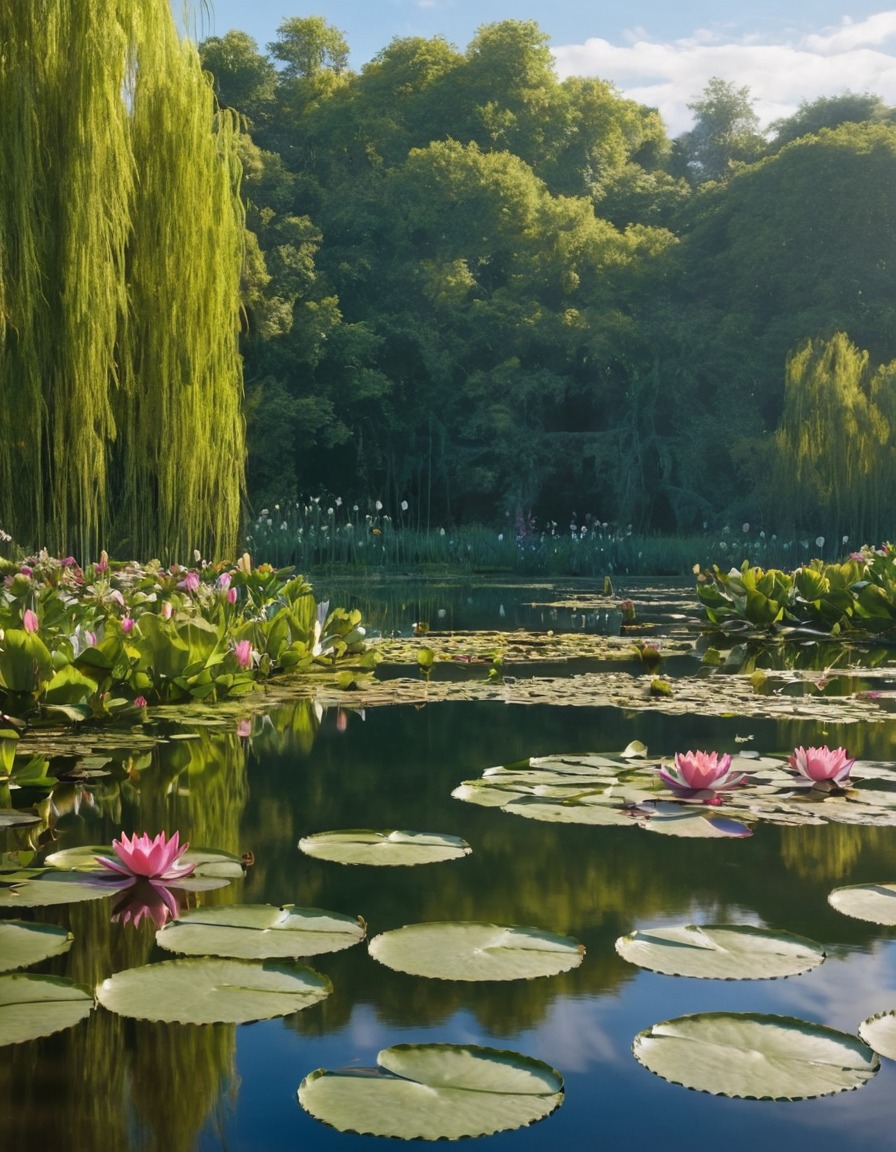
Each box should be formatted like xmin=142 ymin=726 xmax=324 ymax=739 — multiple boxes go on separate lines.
xmin=633 ymin=1012 xmax=879 ymax=1099
xmin=43 ymin=844 xmax=245 ymax=880
xmin=0 ymin=973 xmax=94 ymax=1045
xmin=96 ymin=957 xmax=331 ymax=1024
xmin=298 ymin=1043 xmax=564 ymax=1140
xmin=156 ymin=904 xmax=366 ymax=959
xmin=298 ymin=829 xmax=471 ymax=867
xmin=616 ymin=924 xmax=825 ymax=980
xmin=0 ymin=810 xmax=40 ymax=827
xmin=368 ymin=921 xmax=584 ymax=981
xmin=0 ymin=869 xmax=131 ymax=908
xmin=828 ymin=882 xmax=896 ymax=925
xmin=0 ymin=920 xmax=74 ymax=972
xmin=859 ymin=1010 xmax=896 ymax=1062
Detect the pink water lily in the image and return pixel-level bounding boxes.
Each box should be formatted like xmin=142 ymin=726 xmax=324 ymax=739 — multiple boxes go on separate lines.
xmin=96 ymin=830 xmax=195 ymax=882
xmin=788 ymin=745 xmax=854 ymax=785
xmin=659 ymin=749 xmax=747 ymax=792
xmin=233 ymin=639 xmax=252 ymax=669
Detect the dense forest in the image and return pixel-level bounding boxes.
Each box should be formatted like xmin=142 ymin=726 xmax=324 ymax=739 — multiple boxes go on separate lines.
xmin=200 ymin=17 xmax=896 ymax=543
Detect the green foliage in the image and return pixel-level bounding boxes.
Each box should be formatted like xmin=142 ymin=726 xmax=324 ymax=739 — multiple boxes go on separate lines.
xmin=697 ymin=546 xmax=896 ymax=637
xmin=0 ymin=551 xmax=371 ymax=718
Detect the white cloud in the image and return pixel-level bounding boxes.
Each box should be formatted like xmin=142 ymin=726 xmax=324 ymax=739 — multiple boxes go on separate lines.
xmin=552 ymin=10 xmax=896 ymax=136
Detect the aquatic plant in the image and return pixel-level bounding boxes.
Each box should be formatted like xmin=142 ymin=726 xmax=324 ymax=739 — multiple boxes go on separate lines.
xmin=788 ymin=745 xmax=855 ymax=785
xmin=96 ymin=831 xmax=195 ymax=883
xmin=0 ymin=552 xmax=372 ymax=717
xmin=658 ymin=750 xmax=747 ymax=792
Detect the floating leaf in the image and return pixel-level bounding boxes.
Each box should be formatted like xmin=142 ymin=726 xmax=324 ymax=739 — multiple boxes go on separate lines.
xmin=859 ymin=1010 xmax=896 ymax=1061
xmin=0 ymin=973 xmax=93 ymax=1045
xmin=298 ymin=829 xmax=471 ymax=867
xmin=156 ymin=904 xmax=366 ymax=959
xmin=0 ymin=810 xmax=40 ymax=827
xmin=368 ymin=922 xmax=584 ymax=981
xmin=298 ymin=1043 xmax=564 ymax=1140
xmin=828 ymin=882 xmax=896 ymax=925
xmin=96 ymin=958 xmax=331 ymax=1024
xmin=616 ymin=924 xmax=825 ymax=979
xmin=0 ymin=869 xmax=130 ymax=908
xmin=0 ymin=920 xmax=74 ymax=972
xmin=633 ymin=1012 xmax=879 ymax=1099
xmin=43 ymin=844 xmax=245 ymax=880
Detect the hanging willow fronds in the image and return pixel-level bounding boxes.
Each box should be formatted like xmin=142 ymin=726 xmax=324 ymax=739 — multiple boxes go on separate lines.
xmin=0 ymin=1 xmax=245 ymax=562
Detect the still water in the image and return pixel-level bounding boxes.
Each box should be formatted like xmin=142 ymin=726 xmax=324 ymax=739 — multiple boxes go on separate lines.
xmin=3 ymin=583 xmax=896 ymax=1150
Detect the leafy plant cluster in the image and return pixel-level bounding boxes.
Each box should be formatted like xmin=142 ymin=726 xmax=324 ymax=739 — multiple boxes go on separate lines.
xmin=0 ymin=551 xmax=372 ymax=725
xmin=697 ymin=544 xmax=896 ymax=636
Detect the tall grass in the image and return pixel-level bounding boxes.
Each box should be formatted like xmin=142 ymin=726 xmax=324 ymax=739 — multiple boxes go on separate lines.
xmin=244 ymin=500 xmax=852 ymax=578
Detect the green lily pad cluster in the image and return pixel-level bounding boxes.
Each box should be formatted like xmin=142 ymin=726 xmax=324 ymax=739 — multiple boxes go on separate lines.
xmin=452 ymin=748 xmax=896 ymax=836
xmin=697 ymin=545 xmax=896 ymax=637
xmin=0 ymin=551 xmax=373 ymax=720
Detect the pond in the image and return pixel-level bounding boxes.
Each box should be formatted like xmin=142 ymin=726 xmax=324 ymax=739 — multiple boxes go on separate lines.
xmin=3 ymin=578 xmax=896 ymax=1150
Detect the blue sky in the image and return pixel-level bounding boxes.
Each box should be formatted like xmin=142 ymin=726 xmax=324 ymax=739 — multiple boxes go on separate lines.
xmin=187 ymin=2 xmax=896 ymax=133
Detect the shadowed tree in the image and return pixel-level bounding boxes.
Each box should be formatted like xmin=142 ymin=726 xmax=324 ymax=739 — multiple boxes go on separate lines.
xmin=0 ymin=0 xmax=246 ymax=561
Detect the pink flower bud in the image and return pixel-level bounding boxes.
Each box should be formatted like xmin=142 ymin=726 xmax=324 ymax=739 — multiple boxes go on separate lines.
xmin=121 ymin=615 xmax=135 ymax=634
xmin=161 ymin=602 xmax=173 ymax=620
xmin=23 ymin=608 xmax=39 ymax=633
xmin=227 ymin=587 xmax=238 ymax=604
xmin=134 ymin=696 xmax=147 ymax=708
xmin=233 ymin=640 xmax=252 ymax=669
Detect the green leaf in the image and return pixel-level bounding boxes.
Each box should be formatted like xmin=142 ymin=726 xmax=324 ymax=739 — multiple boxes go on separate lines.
xmin=0 ymin=920 xmax=74 ymax=972
xmin=616 ymin=923 xmax=825 ymax=979
xmin=155 ymin=904 xmax=365 ymax=959
xmin=368 ymin=921 xmax=584 ymax=981
xmin=633 ymin=1012 xmax=879 ymax=1099
xmin=0 ymin=870 xmax=130 ymax=907
xmin=43 ymin=844 xmax=244 ymax=880
xmin=96 ymin=958 xmax=331 ymax=1023
xmin=298 ymin=1043 xmax=564 ymax=1140
xmin=0 ymin=973 xmax=94 ymax=1044
xmin=0 ymin=809 xmax=40 ymax=827
xmin=828 ymin=882 xmax=896 ymax=924
xmin=298 ymin=829 xmax=471 ymax=866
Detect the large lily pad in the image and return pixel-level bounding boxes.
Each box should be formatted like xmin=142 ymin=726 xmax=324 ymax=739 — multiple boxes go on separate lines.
xmin=859 ymin=1010 xmax=896 ymax=1062
xmin=96 ymin=958 xmax=331 ymax=1024
xmin=616 ymin=924 xmax=825 ymax=980
xmin=0 ymin=920 xmax=74 ymax=972
xmin=44 ymin=844 xmax=245 ymax=881
xmin=155 ymin=904 xmax=366 ymax=959
xmin=0 ymin=810 xmax=40 ymax=827
xmin=298 ymin=829 xmax=471 ymax=867
xmin=0 ymin=973 xmax=94 ymax=1045
xmin=298 ymin=1043 xmax=564 ymax=1140
xmin=633 ymin=1012 xmax=879 ymax=1099
xmin=368 ymin=921 xmax=584 ymax=981
xmin=828 ymin=882 xmax=896 ymax=925
xmin=0 ymin=869 xmax=131 ymax=908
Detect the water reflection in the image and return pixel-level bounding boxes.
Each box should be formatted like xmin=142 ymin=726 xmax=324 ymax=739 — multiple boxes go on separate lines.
xmin=6 ymin=658 xmax=896 ymax=1148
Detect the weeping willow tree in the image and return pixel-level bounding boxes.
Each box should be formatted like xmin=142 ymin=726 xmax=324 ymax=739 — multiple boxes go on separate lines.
xmin=773 ymin=332 xmax=896 ymax=541
xmin=0 ymin=1 xmax=245 ymax=561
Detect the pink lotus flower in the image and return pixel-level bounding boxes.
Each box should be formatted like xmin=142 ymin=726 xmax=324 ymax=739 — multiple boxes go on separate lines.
xmin=96 ymin=830 xmax=195 ymax=882
xmin=23 ymin=608 xmax=39 ymax=633
xmin=659 ymin=749 xmax=747 ymax=792
xmin=788 ymin=745 xmax=854 ymax=785
xmin=217 ymin=572 xmax=232 ymax=591
xmin=178 ymin=570 xmax=200 ymax=593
